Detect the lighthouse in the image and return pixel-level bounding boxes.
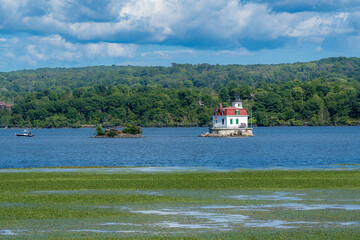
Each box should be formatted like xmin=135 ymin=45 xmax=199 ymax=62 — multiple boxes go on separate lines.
xmin=207 ymin=96 xmax=254 ymax=137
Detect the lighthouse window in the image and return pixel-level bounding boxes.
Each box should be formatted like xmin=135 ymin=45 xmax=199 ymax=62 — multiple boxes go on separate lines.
xmin=236 ymin=119 xmax=239 ymax=124
xmin=230 ymin=119 xmax=233 ymax=124
xmin=235 ymin=110 xmax=239 ymax=115
xmin=221 ymin=110 xmax=225 ymax=115
xmin=222 ymin=119 xmax=224 ymax=125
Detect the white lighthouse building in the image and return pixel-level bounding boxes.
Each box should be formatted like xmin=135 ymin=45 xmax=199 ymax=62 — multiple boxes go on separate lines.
xmin=209 ymin=97 xmax=253 ymax=137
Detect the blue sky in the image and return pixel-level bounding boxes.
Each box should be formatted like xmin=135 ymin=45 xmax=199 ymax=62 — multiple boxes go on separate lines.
xmin=1 ymin=0 xmax=360 ymax=72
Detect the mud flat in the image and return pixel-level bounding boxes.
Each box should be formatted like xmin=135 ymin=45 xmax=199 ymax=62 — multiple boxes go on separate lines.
xmin=1 ymin=168 xmax=360 ymax=239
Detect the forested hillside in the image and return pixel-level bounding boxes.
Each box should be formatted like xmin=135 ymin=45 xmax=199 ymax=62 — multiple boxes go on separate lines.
xmin=1 ymin=57 xmax=360 ymax=128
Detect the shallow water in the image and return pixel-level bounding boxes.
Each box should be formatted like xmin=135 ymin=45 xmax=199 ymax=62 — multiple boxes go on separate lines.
xmin=2 ymin=189 xmax=359 ymax=238
xmin=1 ymin=127 xmax=360 ymax=169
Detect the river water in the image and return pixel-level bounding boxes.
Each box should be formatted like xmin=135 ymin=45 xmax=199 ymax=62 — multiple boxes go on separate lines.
xmin=1 ymin=127 xmax=359 ymax=169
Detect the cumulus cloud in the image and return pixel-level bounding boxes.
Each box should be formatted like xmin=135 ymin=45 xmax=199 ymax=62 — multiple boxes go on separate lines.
xmin=286 ymin=13 xmax=351 ymax=37
xmin=86 ymin=42 xmax=137 ymax=58
xmin=0 ymin=0 xmax=357 ymax=48
xmin=0 ymin=34 xmax=137 ymax=69
xmin=26 ymin=44 xmax=47 ymax=60
xmin=1 ymin=0 xmax=360 ymax=70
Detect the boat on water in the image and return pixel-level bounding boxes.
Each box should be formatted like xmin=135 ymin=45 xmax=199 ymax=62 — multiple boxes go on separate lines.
xmin=16 ymin=130 xmax=34 ymax=137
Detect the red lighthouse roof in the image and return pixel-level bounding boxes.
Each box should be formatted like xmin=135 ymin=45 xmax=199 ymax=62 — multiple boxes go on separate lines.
xmin=213 ymin=106 xmax=248 ymax=116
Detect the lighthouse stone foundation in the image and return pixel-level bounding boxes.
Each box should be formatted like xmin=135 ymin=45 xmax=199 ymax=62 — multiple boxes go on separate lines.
xmin=200 ymin=127 xmax=254 ymax=137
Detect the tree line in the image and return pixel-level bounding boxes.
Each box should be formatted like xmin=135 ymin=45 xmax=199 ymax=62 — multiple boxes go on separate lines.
xmin=0 ymin=57 xmax=359 ymax=128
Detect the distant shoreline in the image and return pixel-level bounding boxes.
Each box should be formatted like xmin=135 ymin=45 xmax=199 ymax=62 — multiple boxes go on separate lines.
xmin=2 ymin=125 xmax=360 ymax=130
xmin=2 ymin=165 xmax=360 ymax=172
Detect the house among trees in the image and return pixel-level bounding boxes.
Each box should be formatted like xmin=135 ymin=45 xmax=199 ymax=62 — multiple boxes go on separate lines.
xmin=0 ymin=101 xmax=13 ymax=111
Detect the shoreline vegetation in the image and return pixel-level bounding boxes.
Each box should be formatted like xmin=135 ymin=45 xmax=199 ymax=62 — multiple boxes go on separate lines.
xmin=1 ymin=168 xmax=360 ymax=239
xmin=92 ymin=124 xmax=143 ymax=138
xmin=2 ymin=125 xmax=360 ymax=130
xmin=0 ymin=57 xmax=360 ymax=129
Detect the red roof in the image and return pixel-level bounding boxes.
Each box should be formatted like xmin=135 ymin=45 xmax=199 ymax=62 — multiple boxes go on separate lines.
xmin=213 ymin=107 xmax=248 ymax=116
xmin=0 ymin=101 xmax=13 ymax=109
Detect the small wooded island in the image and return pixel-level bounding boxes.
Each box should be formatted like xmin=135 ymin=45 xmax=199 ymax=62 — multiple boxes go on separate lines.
xmin=93 ymin=125 xmax=144 ymax=138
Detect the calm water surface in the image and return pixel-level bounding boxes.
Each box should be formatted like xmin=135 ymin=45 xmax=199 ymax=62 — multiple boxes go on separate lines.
xmin=0 ymin=127 xmax=359 ymax=169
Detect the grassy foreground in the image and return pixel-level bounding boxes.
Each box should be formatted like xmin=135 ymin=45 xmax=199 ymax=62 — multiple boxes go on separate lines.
xmin=1 ymin=169 xmax=360 ymax=239
xmin=2 ymin=169 xmax=360 ymax=191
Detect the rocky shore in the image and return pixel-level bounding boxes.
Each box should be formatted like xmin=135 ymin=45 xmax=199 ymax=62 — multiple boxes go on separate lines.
xmin=199 ymin=128 xmax=254 ymax=137
xmin=92 ymin=133 xmax=144 ymax=138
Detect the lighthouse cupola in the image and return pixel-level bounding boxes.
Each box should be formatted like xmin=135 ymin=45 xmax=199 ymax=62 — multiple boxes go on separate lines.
xmin=232 ymin=96 xmax=243 ymax=109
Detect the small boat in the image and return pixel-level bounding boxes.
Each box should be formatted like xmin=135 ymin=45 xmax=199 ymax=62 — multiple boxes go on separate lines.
xmin=16 ymin=130 xmax=34 ymax=137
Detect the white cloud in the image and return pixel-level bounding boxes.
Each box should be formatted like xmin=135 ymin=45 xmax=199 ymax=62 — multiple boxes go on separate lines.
xmin=107 ymin=43 xmax=135 ymax=57
xmin=141 ymin=49 xmax=195 ymax=59
xmin=35 ymin=34 xmax=76 ymax=50
xmin=287 ymin=13 xmax=351 ymax=37
xmin=1 ymin=0 xmax=360 ymax=70
xmin=316 ymin=46 xmax=323 ymax=52
xmin=26 ymin=44 xmax=47 ymax=60
xmin=0 ymin=35 xmax=137 ymax=69
xmin=216 ymin=49 xmax=252 ymax=57
xmin=68 ymin=22 xmax=114 ymax=40
xmin=0 ymin=0 xmax=357 ymax=47
xmin=86 ymin=42 xmax=137 ymax=58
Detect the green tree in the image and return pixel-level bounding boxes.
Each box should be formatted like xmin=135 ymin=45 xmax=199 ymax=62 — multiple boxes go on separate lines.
xmin=95 ymin=125 xmax=105 ymax=136
xmin=122 ymin=124 xmax=143 ymax=134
